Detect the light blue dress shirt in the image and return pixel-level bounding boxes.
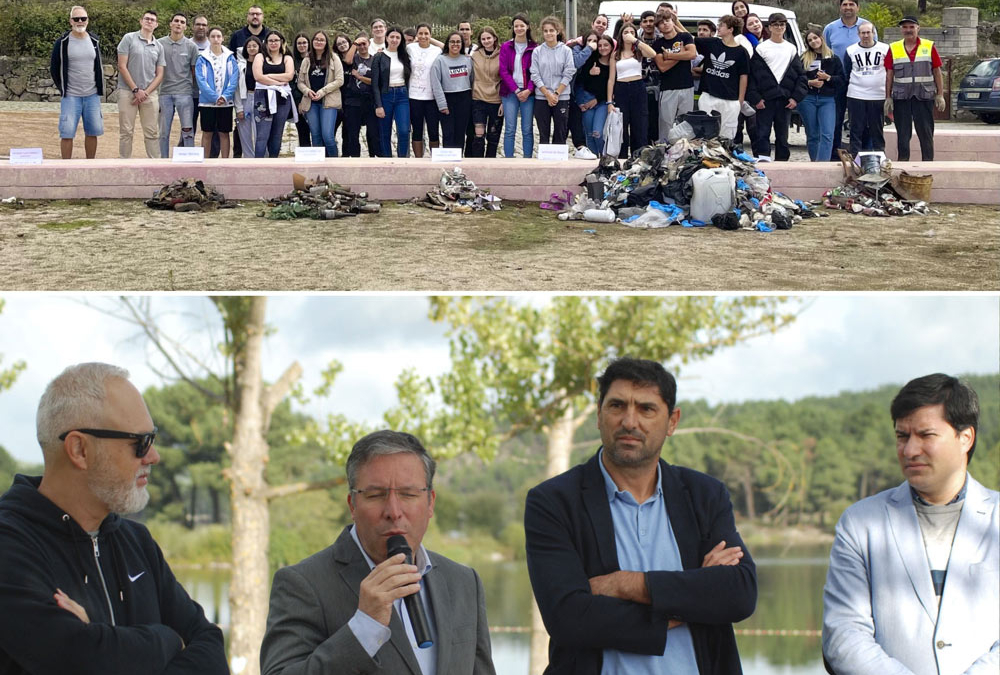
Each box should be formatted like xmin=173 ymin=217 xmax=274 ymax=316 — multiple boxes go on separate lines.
xmin=823 ymin=17 xmax=878 ymax=61
xmin=598 ymin=451 xmax=700 ymax=675
xmin=347 ymin=525 xmax=438 ymax=675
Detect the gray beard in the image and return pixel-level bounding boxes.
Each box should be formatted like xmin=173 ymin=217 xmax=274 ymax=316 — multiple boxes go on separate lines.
xmin=88 ymin=458 xmax=150 ymax=515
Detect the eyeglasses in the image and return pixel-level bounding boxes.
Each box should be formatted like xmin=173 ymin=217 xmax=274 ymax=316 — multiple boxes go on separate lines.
xmin=351 ymin=487 xmax=431 ymax=503
xmin=71 ymin=16 xmax=88 ymax=22
xmin=59 ymin=427 xmax=157 ymax=458
xmin=142 ymin=16 xmax=157 ymax=22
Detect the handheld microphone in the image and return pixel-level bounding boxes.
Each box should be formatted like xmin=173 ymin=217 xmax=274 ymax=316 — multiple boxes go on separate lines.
xmin=386 ymin=534 xmax=433 ymax=649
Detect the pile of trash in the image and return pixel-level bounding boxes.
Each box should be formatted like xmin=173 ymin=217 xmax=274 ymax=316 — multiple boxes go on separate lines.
xmin=409 ymin=168 xmax=501 ymax=213
xmin=262 ymin=173 xmax=380 ymax=220
xmin=558 ymin=138 xmax=818 ymax=231
xmin=823 ymin=151 xmax=934 ymax=217
xmin=146 ymin=178 xmax=236 ymax=212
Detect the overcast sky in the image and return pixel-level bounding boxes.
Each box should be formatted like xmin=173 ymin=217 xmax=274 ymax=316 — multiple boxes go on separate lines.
xmin=1 ymin=294 xmax=997 ymax=464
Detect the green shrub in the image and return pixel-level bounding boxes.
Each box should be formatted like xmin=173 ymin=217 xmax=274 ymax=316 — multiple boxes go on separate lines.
xmin=859 ymin=2 xmax=903 ymax=32
xmin=147 ymin=521 xmax=232 ymax=566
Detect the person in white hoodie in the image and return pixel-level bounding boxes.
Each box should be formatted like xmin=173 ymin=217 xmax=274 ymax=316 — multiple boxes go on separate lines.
xmin=196 ymin=27 xmax=239 ymax=157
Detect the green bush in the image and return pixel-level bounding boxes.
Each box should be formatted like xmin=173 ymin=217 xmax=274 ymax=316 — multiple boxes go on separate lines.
xmin=1 ymin=0 xmax=572 ymax=59
xmin=859 ymin=2 xmax=903 ymax=32
xmin=147 ymin=521 xmax=232 ymax=566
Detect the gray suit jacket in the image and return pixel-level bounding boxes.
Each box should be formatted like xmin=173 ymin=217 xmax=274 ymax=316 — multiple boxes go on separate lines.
xmin=261 ymin=526 xmax=496 ymax=675
xmin=822 ymin=474 xmax=999 ymax=675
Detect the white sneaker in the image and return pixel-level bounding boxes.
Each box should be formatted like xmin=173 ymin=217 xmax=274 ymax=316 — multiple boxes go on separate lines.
xmin=574 ymin=146 xmax=598 ymax=160
xmin=756 ymin=155 xmax=772 ymax=163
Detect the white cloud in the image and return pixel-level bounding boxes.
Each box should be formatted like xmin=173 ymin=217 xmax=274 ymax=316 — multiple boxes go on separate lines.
xmin=2 ymin=294 xmax=997 ymax=466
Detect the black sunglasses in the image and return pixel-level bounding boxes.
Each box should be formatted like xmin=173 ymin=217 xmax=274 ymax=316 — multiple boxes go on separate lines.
xmin=71 ymin=16 xmax=89 ymax=22
xmin=59 ymin=427 xmax=157 ymax=458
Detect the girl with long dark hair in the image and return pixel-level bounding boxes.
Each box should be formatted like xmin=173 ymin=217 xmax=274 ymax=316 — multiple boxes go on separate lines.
xmin=498 ymin=14 xmax=536 ymax=157
xmin=291 ymin=32 xmax=311 ymax=146
xmin=371 ymin=26 xmax=411 ymax=157
xmin=608 ymin=22 xmax=656 ymax=156
xmin=298 ymin=30 xmax=343 ymax=157
xmin=253 ymin=30 xmax=296 ymax=157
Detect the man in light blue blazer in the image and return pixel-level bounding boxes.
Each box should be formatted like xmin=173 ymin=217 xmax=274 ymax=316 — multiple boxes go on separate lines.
xmin=822 ymin=374 xmax=999 ymax=675
xmin=261 ymin=430 xmax=496 ymax=675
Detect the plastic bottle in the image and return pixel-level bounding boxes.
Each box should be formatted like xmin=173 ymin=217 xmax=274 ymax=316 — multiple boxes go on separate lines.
xmin=583 ymin=208 xmax=616 ymax=223
xmin=690 ymin=168 xmax=735 ymax=223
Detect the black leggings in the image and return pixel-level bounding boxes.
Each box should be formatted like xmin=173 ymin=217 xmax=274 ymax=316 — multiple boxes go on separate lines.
xmin=534 ymin=98 xmax=570 ymax=145
xmin=469 ymin=99 xmax=502 ymax=158
xmin=409 ymin=98 xmax=440 ymax=144
xmin=614 ymin=79 xmax=648 ymax=157
xmin=343 ymin=99 xmax=381 ymax=157
xmin=440 ymin=90 xmax=473 ymax=150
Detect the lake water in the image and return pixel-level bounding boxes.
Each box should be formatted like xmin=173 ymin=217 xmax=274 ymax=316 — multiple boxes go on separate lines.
xmin=177 ymin=546 xmax=830 ymax=674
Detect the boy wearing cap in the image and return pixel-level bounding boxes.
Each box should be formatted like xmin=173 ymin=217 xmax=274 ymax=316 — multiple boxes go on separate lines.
xmin=884 ymin=16 xmax=944 ymax=161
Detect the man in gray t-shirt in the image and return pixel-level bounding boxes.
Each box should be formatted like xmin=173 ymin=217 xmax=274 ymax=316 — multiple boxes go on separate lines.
xmin=157 ymin=13 xmax=200 ymax=158
xmin=51 ymin=5 xmax=105 ymax=158
xmin=117 ymin=9 xmax=165 ymax=157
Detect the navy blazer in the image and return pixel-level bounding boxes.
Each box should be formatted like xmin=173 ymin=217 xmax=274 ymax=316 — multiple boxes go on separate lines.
xmin=525 ymin=450 xmax=757 ymax=675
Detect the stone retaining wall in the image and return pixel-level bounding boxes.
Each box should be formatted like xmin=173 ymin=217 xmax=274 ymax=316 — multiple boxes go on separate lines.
xmin=0 ymin=55 xmax=120 ymax=102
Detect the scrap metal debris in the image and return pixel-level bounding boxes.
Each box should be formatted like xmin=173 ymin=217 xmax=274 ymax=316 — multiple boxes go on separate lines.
xmin=262 ymin=173 xmax=380 ymax=220
xmin=823 ymin=150 xmax=934 ymax=217
xmin=408 ymin=168 xmax=501 ymax=213
xmin=146 ymin=178 xmax=235 ymax=212
xmin=561 ymin=139 xmax=818 ymax=231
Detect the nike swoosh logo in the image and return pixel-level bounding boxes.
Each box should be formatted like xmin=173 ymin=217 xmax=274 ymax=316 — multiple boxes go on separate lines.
xmin=128 ymin=572 xmax=145 ymax=582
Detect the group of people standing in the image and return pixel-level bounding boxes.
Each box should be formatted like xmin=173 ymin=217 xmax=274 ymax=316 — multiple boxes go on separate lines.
xmin=50 ymin=2 xmax=950 ymax=162
xmin=1 ymin=360 xmax=995 ymax=674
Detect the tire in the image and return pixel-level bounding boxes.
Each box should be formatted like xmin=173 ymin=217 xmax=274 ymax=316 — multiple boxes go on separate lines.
xmin=978 ymin=112 xmax=1000 ymax=125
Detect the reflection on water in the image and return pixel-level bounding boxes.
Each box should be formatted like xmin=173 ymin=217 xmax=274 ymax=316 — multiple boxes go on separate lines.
xmin=176 ymin=545 xmax=830 ymax=674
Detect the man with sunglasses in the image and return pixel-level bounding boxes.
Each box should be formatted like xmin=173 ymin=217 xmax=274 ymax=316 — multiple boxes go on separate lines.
xmin=0 ymin=363 xmax=227 ymax=674
xmin=261 ymin=430 xmax=496 ymax=675
xmin=51 ymin=6 xmax=105 ymax=159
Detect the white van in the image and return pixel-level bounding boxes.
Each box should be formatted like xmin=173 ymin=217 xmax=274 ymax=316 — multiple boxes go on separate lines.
xmin=597 ymin=1 xmax=806 ymax=54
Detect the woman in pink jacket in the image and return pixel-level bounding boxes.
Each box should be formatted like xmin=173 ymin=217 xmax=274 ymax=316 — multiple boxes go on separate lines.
xmin=498 ymin=14 xmax=536 ymax=157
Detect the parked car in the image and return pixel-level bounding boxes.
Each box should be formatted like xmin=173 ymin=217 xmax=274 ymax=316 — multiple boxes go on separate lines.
xmin=956 ymin=57 xmax=1000 ymax=124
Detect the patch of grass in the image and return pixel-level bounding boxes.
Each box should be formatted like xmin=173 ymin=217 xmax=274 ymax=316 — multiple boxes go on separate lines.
xmin=465 ymin=202 xmax=557 ymax=251
xmin=36 ymin=219 xmax=101 ymax=231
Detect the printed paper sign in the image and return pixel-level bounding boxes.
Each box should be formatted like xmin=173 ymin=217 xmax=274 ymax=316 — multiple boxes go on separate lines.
xmin=538 ymin=144 xmax=569 ymax=161
xmin=172 ymin=147 xmax=205 ymax=163
xmin=295 ymin=147 xmax=326 ymax=162
xmin=432 ymin=147 xmax=462 ymax=162
xmin=9 ymin=148 xmax=43 ymax=165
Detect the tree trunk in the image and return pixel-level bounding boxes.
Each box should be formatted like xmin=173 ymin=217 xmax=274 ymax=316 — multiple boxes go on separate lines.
xmin=741 ymin=464 xmax=756 ymax=520
xmin=529 ymin=403 xmax=580 ymax=675
xmin=211 ymin=488 xmax=221 ymax=524
xmin=226 ymin=297 xmax=270 ymax=675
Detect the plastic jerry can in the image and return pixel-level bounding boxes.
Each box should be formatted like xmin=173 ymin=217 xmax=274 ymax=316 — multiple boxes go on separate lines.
xmin=690 ymin=167 xmax=736 ymax=223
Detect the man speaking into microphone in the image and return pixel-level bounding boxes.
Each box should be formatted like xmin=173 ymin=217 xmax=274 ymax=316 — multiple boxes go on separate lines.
xmin=261 ymin=430 xmax=497 ymax=675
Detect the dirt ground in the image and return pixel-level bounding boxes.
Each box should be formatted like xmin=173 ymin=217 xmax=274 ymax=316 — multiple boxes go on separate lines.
xmin=1 ymin=198 xmax=997 ymax=291
xmin=2 ymin=105 xmax=997 ymax=291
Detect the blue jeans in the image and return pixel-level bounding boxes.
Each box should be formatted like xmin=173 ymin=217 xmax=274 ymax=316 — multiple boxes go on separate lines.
xmin=798 ymin=93 xmax=836 ymax=162
xmin=306 ymin=104 xmax=339 ymax=157
xmin=580 ymin=102 xmax=608 ymax=156
xmin=254 ymin=90 xmax=292 ymax=158
xmin=158 ymin=93 xmax=195 ymax=158
xmin=378 ymin=86 xmax=410 ymax=158
xmin=502 ymin=93 xmax=534 ymax=158
xmin=59 ymin=93 xmax=103 ymax=138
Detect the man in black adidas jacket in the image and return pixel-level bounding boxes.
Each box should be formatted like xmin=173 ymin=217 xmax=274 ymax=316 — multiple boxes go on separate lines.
xmin=0 ymin=362 xmax=227 ymax=675
xmin=746 ymin=12 xmax=807 ymax=161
